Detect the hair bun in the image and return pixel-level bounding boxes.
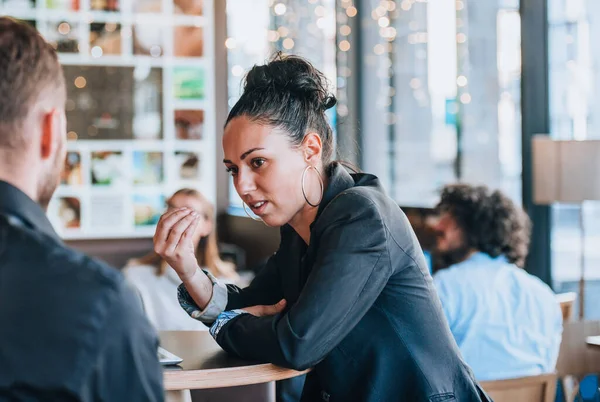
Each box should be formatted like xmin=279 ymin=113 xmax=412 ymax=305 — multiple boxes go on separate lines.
xmin=244 ymin=52 xmax=337 ymax=112
xmin=321 ymin=95 xmax=337 ymax=111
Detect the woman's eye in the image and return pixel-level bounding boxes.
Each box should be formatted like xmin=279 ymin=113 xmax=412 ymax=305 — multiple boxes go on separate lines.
xmin=225 ymin=166 xmax=238 ymax=176
xmin=251 ymin=158 xmax=266 ymax=169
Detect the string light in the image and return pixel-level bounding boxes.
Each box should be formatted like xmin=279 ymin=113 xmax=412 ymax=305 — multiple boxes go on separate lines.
xmin=267 ymin=30 xmax=280 ymax=42
xmin=282 ymin=38 xmax=295 ymax=49
xmin=74 ymin=76 xmax=87 ymax=88
xmin=274 ymin=3 xmax=286 ymax=15
xmin=225 ymin=38 xmax=236 ymax=49
xmin=231 ymin=65 xmax=244 ymax=76
xmin=457 ymin=75 xmax=468 ymax=86
xmin=378 ymin=17 xmax=390 ymax=27
xmin=340 ymin=25 xmax=351 ymax=36
xmin=409 ymin=78 xmax=421 ymax=89
xmin=277 ymin=26 xmax=289 ymax=37
xmin=58 ymin=22 xmax=71 ymax=35
xmin=339 ymin=40 xmax=351 ymax=51
xmin=346 ymin=6 xmax=357 ymax=17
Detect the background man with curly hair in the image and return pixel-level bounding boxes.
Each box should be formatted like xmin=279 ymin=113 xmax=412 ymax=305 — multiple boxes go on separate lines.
xmin=431 ymin=184 xmax=563 ymax=381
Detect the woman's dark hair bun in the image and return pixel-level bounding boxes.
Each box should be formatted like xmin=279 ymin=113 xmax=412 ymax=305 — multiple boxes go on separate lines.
xmin=244 ymin=52 xmax=337 ymax=111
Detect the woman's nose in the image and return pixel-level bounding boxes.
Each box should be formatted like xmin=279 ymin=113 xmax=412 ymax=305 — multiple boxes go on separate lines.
xmin=236 ymin=169 xmax=257 ymax=195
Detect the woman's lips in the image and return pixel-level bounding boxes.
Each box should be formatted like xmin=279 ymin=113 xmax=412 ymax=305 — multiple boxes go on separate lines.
xmin=249 ymin=200 xmax=268 ymax=215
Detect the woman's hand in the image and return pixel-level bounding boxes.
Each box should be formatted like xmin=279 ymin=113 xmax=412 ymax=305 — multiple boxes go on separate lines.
xmin=244 ymin=299 xmax=287 ymax=317
xmin=154 ymin=207 xmax=204 ymax=282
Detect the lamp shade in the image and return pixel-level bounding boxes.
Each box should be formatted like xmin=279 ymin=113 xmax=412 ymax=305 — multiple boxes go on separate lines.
xmin=532 ymin=135 xmax=600 ymax=204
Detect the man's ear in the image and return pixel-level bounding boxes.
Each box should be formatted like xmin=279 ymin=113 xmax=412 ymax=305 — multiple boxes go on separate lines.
xmin=302 ymin=132 xmax=323 ymax=164
xmin=40 ymin=109 xmax=58 ymax=160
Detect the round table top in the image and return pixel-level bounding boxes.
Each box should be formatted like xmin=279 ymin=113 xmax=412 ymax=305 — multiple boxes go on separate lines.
xmin=160 ymin=331 xmax=310 ymax=391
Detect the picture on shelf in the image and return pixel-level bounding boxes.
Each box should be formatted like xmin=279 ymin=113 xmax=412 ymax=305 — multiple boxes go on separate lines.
xmin=173 ymin=66 xmax=204 ymax=100
xmin=133 ymin=193 xmax=165 ymax=226
xmin=175 ymin=151 xmax=200 ymax=180
xmin=61 ymin=151 xmax=83 ymax=185
xmin=46 ymin=21 xmax=79 ymax=53
xmin=3 ymin=0 xmax=36 ymax=9
xmin=45 ymin=0 xmax=77 ymax=10
xmin=174 ymin=0 xmax=202 ymax=15
xmin=90 ymin=195 xmax=126 ymax=230
xmin=90 ymin=23 xmax=122 ymax=56
xmin=175 ymin=110 xmax=203 ymax=139
xmin=64 ymin=65 xmax=163 ymax=140
xmin=91 ymin=151 xmax=124 ymax=185
xmin=174 ymin=26 xmax=203 ymax=57
xmin=133 ymin=67 xmax=163 ymax=139
xmin=57 ymin=197 xmax=81 ymax=230
xmin=90 ymin=0 xmax=118 ymax=12
xmin=133 ymin=24 xmax=163 ymax=57
xmin=133 ymin=151 xmax=163 ymax=185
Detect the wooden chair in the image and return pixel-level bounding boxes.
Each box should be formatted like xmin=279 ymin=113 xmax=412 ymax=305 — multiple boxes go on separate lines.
xmin=479 ymin=373 xmax=557 ymax=402
xmin=556 ymin=292 xmax=577 ymax=322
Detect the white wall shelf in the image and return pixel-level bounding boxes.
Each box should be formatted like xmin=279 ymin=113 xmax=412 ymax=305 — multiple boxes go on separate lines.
xmin=2 ymin=0 xmax=216 ymax=240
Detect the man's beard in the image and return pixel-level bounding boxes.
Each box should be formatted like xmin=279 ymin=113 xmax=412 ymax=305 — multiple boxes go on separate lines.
xmin=430 ymin=243 xmax=473 ymax=274
xmin=37 ymin=151 xmax=62 ymax=211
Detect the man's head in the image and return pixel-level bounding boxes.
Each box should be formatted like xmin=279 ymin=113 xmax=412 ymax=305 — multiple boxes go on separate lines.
xmin=431 ymin=184 xmax=531 ymax=270
xmin=0 ymin=17 xmax=67 ymax=209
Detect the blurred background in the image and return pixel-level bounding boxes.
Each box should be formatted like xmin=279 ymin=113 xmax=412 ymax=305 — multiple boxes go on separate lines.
xmin=2 ymin=0 xmax=599 ymax=320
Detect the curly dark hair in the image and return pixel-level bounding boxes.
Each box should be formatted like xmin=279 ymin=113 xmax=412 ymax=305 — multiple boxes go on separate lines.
xmin=435 ymin=184 xmax=531 ymax=267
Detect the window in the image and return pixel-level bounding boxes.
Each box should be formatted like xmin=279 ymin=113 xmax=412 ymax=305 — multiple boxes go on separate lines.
xmin=360 ymin=0 xmax=522 ymax=207
xmin=548 ymin=0 xmax=600 ymax=319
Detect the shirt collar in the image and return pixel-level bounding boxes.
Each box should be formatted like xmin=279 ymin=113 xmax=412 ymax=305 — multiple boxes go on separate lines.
xmin=0 ymin=180 xmax=61 ymax=242
xmin=306 ymin=162 xmax=383 ymax=230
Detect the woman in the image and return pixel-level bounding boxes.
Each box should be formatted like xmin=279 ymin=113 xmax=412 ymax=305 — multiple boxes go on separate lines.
xmin=154 ymin=54 xmax=490 ymax=401
xmin=125 ymin=188 xmax=238 ymax=331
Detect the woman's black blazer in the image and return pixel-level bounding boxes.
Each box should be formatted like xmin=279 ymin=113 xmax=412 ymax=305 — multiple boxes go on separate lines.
xmin=216 ymin=163 xmax=491 ymax=402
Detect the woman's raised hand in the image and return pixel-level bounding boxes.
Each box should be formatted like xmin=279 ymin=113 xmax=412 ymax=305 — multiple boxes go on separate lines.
xmin=154 ymin=207 xmax=203 ymax=282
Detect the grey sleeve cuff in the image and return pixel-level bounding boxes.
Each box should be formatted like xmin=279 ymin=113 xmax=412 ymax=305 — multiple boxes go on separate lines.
xmin=177 ymin=269 xmax=228 ymax=324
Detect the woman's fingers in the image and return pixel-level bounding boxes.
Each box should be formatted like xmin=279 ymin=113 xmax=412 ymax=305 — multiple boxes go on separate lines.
xmin=163 ymin=212 xmax=199 ymax=257
xmin=154 ymin=208 xmax=193 ymax=253
xmin=245 ymin=299 xmax=287 ymax=317
xmin=175 ymin=214 xmax=201 ymax=250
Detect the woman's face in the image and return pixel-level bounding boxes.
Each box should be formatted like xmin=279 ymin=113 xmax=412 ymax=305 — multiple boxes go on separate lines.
xmin=166 ymin=194 xmax=211 ymax=244
xmin=223 ymin=116 xmax=320 ymax=227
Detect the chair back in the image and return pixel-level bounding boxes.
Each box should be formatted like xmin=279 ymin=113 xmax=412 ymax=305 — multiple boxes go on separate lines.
xmin=479 ymin=373 xmax=557 ymax=402
xmin=556 ymin=292 xmax=577 ymax=322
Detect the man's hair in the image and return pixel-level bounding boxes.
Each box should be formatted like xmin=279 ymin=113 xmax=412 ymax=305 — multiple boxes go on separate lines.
xmin=436 ymin=184 xmax=531 ymax=268
xmin=0 ymin=17 xmax=65 ymax=149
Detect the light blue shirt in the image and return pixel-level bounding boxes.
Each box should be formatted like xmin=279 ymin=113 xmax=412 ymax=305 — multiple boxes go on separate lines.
xmin=433 ymin=252 xmax=563 ymax=381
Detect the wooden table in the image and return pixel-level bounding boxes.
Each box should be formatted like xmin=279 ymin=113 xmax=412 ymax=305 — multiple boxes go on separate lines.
xmin=160 ymin=331 xmax=309 ymax=402
xmin=586 ymin=335 xmax=600 ymax=349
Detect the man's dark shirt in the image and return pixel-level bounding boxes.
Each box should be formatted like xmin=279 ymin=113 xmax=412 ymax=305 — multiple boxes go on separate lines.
xmin=0 ymin=180 xmax=164 ymax=401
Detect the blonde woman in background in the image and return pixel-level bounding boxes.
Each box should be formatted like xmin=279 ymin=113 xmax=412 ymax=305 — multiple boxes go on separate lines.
xmin=124 ymin=188 xmax=239 ymax=331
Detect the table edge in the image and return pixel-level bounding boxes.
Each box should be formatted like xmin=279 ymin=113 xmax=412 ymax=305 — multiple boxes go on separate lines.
xmin=163 ymin=363 xmax=310 ymax=390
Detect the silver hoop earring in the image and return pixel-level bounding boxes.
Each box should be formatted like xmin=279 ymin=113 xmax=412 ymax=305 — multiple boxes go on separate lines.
xmin=301 ymin=165 xmax=324 ymax=207
xmin=242 ymin=202 xmax=262 ymax=222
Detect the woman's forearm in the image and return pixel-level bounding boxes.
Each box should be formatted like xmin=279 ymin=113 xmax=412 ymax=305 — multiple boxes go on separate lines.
xmin=181 ymin=268 xmax=214 ymax=310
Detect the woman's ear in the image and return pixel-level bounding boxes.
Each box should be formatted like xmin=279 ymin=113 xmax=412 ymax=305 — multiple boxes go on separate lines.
xmin=302 ymin=132 xmax=323 ymax=164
